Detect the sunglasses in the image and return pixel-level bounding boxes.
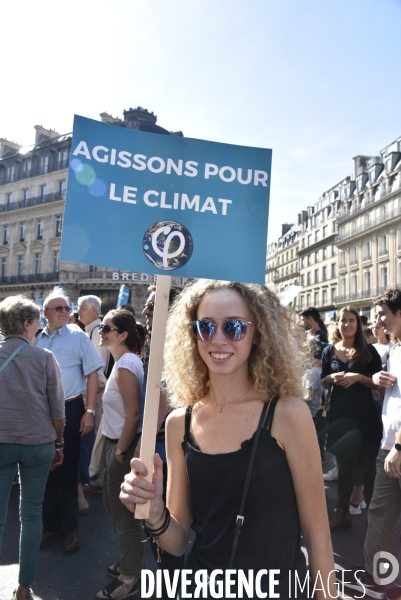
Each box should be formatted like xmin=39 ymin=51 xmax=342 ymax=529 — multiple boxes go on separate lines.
xmin=143 ymin=303 xmax=154 ymax=312
xmin=46 ymin=305 xmax=71 ymax=313
xmin=99 ymin=324 xmax=120 ymax=334
xmin=191 ymin=319 xmax=253 ymax=342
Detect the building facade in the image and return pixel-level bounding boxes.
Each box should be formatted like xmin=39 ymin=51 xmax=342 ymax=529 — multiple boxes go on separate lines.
xmin=0 ymin=108 xmax=185 ymax=315
xmin=266 ymin=134 xmax=401 ymax=322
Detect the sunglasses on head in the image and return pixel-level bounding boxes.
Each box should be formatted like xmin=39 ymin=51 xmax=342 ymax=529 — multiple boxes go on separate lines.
xmin=190 ymin=319 xmax=252 ymax=342
xmin=99 ymin=324 xmax=120 ymax=334
xmin=47 ymin=305 xmax=71 ymax=313
xmin=143 ymin=303 xmax=154 ymax=312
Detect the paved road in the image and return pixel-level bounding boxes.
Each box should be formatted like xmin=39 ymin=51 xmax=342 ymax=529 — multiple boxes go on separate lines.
xmin=1 ymin=453 xmax=401 ymax=600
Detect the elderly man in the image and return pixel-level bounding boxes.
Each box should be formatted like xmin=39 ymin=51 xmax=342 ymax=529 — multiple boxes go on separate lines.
xmin=78 ymin=295 xmax=110 ymax=495
xmin=36 ymin=291 xmax=104 ymax=552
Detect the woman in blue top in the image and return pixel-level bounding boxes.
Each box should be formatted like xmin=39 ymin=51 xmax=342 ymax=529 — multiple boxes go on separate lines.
xmin=121 ymin=280 xmax=336 ymax=600
xmin=321 ymin=306 xmax=382 ymax=530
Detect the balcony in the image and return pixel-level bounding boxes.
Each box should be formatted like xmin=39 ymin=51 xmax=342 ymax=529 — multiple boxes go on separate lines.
xmin=336 ymin=205 xmax=401 ymax=243
xmin=378 ymin=248 xmax=388 ymax=257
xmin=337 ymin=180 xmax=400 ymax=224
xmin=334 ymin=285 xmax=396 ymax=304
xmin=0 ymin=159 xmax=69 ymax=186
xmin=0 ymin=272 xmax=59 ymax=285
xmin=0 ymin=191 xmax=65 ymax=214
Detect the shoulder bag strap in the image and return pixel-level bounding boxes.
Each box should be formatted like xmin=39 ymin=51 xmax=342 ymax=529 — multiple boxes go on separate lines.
xmin=227 ymin=399 xmax=272 ymax=569
xmin=89 ymin=324 xmax=100 ymax=341
xmin=322 ymin=345 xmax=336 ymax=416
xmin=0 ymin=343 xmax=26 ymax=374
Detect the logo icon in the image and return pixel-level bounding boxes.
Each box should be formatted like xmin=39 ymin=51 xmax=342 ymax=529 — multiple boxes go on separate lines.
xmin=142 ymin=221 xmax=194 ymax=271
xmin=373 ymin=551 xmax=399 ymax=586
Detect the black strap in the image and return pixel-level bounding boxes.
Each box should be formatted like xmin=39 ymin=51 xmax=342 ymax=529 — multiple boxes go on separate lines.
xmin=89 ymin=324 xmax=100 ymax=341
xmin=227 ymin=399 xmax=274 ymax=569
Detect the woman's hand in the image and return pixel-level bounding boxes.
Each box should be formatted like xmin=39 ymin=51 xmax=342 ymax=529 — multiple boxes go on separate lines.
xmin=120 ymin=453 xmax=164 ymax=520
xmin=50 ymin=449 xmax=63 ymax=471
xmin=329 ymin=371 xmax=345 ymax=385
xmin=333 ymin=372 xmax=361 ymax=388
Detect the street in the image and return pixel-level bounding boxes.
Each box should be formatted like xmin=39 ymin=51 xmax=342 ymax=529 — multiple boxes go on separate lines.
xmin=1 ymin=453 xmax=401 ymax=600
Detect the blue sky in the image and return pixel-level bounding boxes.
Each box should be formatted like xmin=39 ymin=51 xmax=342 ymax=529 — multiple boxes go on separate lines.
xmin=2 ymin=0 xmax=401 ymax=241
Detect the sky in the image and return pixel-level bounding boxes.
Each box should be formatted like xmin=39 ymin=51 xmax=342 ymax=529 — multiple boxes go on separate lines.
xmin=2 ymin=0 xmax=401 ymax=242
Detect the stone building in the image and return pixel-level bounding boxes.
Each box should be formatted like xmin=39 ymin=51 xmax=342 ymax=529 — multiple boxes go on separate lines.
xmin=266 ymin=223 xmax=300 ymax=309
xmin=266 ymin=133 xmax=401 ymax=323
xmin=0 ymin=107 xmax=185 ymax=316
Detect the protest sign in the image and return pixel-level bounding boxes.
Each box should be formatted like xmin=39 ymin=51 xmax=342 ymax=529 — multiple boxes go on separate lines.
xmin=60 ymin=115 xmax=271 ymax=284
xmin=61 ymin=115 xmax=272 ymax=518
xmin=279 ymin=285 xmax=303 ymax=307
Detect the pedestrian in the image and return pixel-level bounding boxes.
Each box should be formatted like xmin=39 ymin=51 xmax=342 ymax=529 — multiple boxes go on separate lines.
xmin=78 ymin=295 xmax=111 ymax=500
xmin=121 ymin=280 xmax=336 ymax=599
xmin=321 ymin=306 xmax=383 ymax=530
xmin=301 ymin=307 xmax=328 ymax=343
xmin=96 ymin=308 xmax=146 ymax=600
xmin=36 ymin=291 xmax=104 ymax=552
xmin=372 ymin=321 xmax=394 ymax=368
xmin=344 ymin=289 xmax=401 ymax=600
xmin=0 ymin=296 xmax=65 ymax=600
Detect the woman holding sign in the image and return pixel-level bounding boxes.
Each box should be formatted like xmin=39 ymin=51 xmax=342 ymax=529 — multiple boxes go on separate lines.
xmin=120 ymin=280 xmax=336 ymax=599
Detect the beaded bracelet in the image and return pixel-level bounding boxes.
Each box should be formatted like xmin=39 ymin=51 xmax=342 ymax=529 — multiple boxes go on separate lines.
xmin=145 ymin=507 xmax=165 ymax=529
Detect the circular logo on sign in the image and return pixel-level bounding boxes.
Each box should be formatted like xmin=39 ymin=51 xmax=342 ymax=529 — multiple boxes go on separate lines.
xmin=142 ymin=221 xmax=194 ymax=271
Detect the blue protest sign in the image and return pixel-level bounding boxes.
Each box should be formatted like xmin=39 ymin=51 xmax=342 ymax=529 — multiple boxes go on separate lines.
xmin=61 ymin=116 xmax=272 ymax=283
xmin=116 ymin=284 xmax=130 ymax=307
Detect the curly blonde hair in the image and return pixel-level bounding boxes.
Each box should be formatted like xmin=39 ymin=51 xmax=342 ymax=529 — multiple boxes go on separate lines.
xmin=163 ymin=280 xmax=306 ymax=407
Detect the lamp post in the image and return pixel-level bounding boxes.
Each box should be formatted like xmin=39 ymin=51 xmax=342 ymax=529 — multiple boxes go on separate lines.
xmin=30 ymin=285 xmax=35 ymax=300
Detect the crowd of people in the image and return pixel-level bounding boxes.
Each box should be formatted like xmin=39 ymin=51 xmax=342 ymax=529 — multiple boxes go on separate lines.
xmin=0 ymin=282 xmax=400 ymax=600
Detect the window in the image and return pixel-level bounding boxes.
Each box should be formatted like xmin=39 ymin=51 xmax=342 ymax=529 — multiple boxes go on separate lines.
xmin=314 ymin=292 xmax=319 ymax=306
xmin=17 ymin=255 xmax=23 ymax=276
xmin=341 ymin=278 xmax=346 ymax=296
xmin=6 ymin=192 xmax=12 ymax=206
xmin=340 ymin=251 xmax=346 ymax=268
xmin=36 ymin=220 xmax=43 ymax=240
xmin=24 ymin=160 xmax=32 ymax=175
xmin=53 ymin=250 xmax=60 ymax=272
xmin=331 ymin=263 xmax=336 ymax=278
xmin=364 ymin=270 xmax=371 ymax=291
xmin=291 ymin=249 xmax=293 ymax=259
xmin=301 ymin=256 xmax=306 ymax=268
xmin=322 ymin=290 xmax=327 ymax=305
xmin=307 ymin=272 xmax=311 ymax=285
xmin=1 ymin=257 xmax=6 ymax=278
xmin=323 ymin=247 xmax=328 ymax=259
xmin=350 ymin=246 xmax=357 ymax=264
xmin=323 ymin=225 xmax=328 ymax=238
xmin=40 ymin=156 xmax=49 ymax=174
xmin=3 ymin=226 xmax=8 ymax=245
xmin=314 ymin=269 xmax=319 ymax=283
xmin=307 ymin=234 xmax=312 ymax=246
xmin=332 ymin=244 xmax=337 ymax=255
xmin=55 ymin=216 xmax=62 ymax=237
xmin=58 ymin=149 xmax=68 ymax=167
xmin=59 ymin=180 xmax=67 ymax=197
xmin=307 ymin=254 xmax=311 ymax=266
xmin=19 ymin=223 xmax=25 ymax=243
xmin=23 ymin=189 xmax=30 ymax=202
xmin=307 ymin=293 xmax=311 ymax=306
xmin=380 ymin=266 xmax=388 ymax=288
xmin=34 ymin=253 xmax=41 ymax=275
xmin=315 ymin=230 xmax=320 ymax=243
xmin=363 ymin=241 xmax=371 ymax=260
xmin=331 ymin=287 xmax=337 ymax=303
xmin=301 ymin=274 xmax=305 ymax=286
xmin=40 ymin=185 xmax=47 ymax=200
xmin=315 ymin=251 xmax=319 ymax=262
xmin=7 ymin=166 xmax=15 ymax=182
xmin=322 ymin=266 xmax=327 ymax=280
xmin=351 ymin=274 xmax=358 ymax=294
xmin=379 ymin=235 xmax=387 ymax=256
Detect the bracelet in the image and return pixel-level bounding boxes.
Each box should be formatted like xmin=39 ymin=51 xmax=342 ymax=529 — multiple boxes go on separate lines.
xmin=55 ymin=447 xmax=63 ymax=452
xmin=145 ymin=507 xmax=165 ymax=528
xmin=147 ymin=507 xmax=171 ymax=537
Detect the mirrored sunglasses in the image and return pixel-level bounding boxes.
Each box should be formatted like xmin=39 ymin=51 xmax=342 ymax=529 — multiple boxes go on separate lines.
xmin=191 ymin=319 xmax=252 ymax=342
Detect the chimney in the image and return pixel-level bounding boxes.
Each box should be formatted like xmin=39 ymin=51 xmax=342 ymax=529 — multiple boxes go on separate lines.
xmin=34 ymin=125 xmax=60 ymax=146
xmin=0 ymin=138 xmax=21 ymax=158
xmin=281 ymin=223 xmax=293 ymax=236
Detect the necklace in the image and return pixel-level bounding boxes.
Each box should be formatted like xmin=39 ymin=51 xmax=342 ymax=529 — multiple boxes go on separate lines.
xmin=210 ymin=383 xmax=254 ymax=413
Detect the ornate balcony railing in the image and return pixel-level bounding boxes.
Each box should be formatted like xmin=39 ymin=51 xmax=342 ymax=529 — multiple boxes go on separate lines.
xmin=0 ymin=272 xmax=59 ymax=285
xmin=0 ymin=159 xmax=69 ymax=186
xmin=336 ymin=206 xmax=401 ymax=243
xmin=334 ymin=285 xmax=397 ymax=304
xmin=0 ymin=191 xmax=65 ymax=213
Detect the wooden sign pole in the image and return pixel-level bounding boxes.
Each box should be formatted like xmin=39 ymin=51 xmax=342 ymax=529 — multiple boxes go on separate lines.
xmin=135 ymin=274 xmax=171 ymax=519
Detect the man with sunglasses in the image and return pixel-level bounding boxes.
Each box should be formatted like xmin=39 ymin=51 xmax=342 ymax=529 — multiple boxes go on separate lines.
xmin=36 ymin=291 xmax=104 ymax=552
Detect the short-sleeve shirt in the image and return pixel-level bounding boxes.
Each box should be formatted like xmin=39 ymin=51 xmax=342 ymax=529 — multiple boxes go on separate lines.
xmin=381 ymin=344 xmax=401 ymax=450
xmin=36 ymin=324 xmax=104 ymax=398
xmin=102 ymin=353 xmax=144 ymax=439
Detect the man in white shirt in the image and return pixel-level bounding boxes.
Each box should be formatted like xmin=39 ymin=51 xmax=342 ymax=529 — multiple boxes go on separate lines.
xmin=78 ymin=295 xmax=110 ymax=494
xmin=344 ymin=289 xmax=400 ymax=599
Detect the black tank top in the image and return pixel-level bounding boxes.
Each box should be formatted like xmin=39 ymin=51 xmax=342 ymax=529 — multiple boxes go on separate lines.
xmin=182 ymin=397 xmax=303 ymax=573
